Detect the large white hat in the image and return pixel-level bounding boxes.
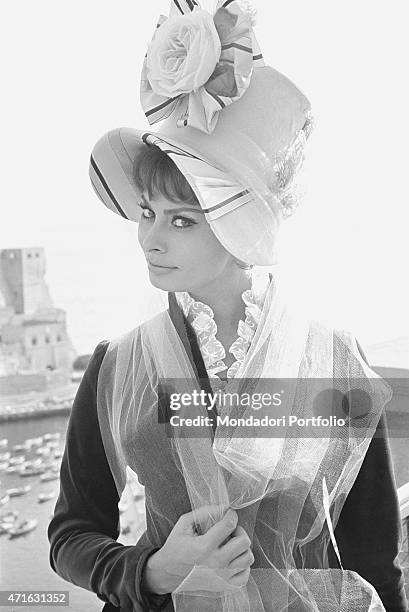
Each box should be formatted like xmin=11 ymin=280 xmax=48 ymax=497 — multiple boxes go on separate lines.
xmin=90 ymin=0 xmax=313 ymax=265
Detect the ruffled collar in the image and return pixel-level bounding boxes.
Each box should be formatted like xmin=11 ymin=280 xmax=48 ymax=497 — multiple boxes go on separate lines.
xmin=175 ymin=270 xmax=271 ymax=386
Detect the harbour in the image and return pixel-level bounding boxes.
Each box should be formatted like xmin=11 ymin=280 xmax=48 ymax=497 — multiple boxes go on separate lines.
xmin=0 ymin=412 xmax=147 ymax=611
xmin=0 ymin=415 xmax=102 ymax=611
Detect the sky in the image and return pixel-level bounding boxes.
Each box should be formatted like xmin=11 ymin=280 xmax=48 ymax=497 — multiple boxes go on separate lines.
xmin=1 ymin=0 xmax=408 ymax=355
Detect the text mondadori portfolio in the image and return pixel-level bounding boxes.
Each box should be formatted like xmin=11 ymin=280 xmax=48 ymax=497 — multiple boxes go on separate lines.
xmin=169 ymin=415 xmax=345 ymax=427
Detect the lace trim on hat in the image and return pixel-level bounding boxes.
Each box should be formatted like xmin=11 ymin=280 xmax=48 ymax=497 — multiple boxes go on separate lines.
xmin=175 ymin=272 xmax=270 ymax=383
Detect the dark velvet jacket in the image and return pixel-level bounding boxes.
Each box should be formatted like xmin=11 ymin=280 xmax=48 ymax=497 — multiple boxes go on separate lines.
xmin=48 ymin=292 xmax=408 ymax=611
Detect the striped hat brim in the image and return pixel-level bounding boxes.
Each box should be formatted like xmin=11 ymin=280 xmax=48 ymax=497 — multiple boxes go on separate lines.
xmin=89 ymin=127 xmax=257 ymax=224
xmin=89 ymin=126 xmax=281 ymax=265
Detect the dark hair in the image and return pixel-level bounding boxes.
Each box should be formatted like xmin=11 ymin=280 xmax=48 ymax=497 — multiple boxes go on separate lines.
xmin=133 ymin=144 xmax=199 ymax=205
xmin=134 ymin=144 xmax=252 ymax=269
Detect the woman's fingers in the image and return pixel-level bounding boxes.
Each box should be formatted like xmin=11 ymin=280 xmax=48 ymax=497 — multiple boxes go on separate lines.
xmin=199 ymin=509 xmax=238 ymax=549
xmin=228 ymin=567 xmax=251 ymax=587
xmin=227 ymin=549 xmax=254 ymax=571
xmin=218 ymin=525 xmax=251 ymax=564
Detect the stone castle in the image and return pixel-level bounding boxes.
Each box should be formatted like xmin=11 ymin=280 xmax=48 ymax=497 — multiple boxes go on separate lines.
xmin=0 ymin=247 xmax=76 ymax=395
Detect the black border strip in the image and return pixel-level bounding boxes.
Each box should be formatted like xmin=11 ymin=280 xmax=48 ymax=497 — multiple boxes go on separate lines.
xmin=141 ymin=132 xmax=204 ymax=161
xmin=172 ymin=0 xmax=184 ymax=14
xmin=222 ymin=42 xmax=252 ymax=54
xmin=145 ymin=96 xmax=179 ymax=117
xmin=207 ymin=91 xmax=225 ymax=109
xmin=202 ymin=189 xmax=250 ymax=214
xmin=90 ymin=155 xmax=128 ymax=219
xmin=162 ymin=149 xmax=199 ymax=160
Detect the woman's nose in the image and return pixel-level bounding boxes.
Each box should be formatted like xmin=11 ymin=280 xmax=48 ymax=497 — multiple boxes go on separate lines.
xmin=139 ymin=219 xmax=167 ymax=254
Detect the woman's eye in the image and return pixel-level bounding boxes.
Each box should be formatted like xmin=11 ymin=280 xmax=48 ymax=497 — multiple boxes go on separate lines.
xmin=140 ymin=207 xmax=154 ymax=220
xmin=172 ymin=217 xmax=195 ymax=228
xmin=139 ymin=205 xmax=195 ymax=228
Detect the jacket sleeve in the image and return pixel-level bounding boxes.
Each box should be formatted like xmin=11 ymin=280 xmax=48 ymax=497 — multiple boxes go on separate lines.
xmin=47 ymin=341 xmax=171 ymax=611
xmin=330 ymin=340 xmax=408 ymax=612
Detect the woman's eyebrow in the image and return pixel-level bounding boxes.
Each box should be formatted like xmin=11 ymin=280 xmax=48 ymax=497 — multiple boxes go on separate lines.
xmin=140 ymin=194 xmax=204 ymax=215
xmin=163 ymin=207 xmax=204 ymax=215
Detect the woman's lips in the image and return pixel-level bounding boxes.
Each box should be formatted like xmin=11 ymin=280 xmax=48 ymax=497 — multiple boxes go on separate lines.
xmin=147 ymin=262 xmax=177 ymax=273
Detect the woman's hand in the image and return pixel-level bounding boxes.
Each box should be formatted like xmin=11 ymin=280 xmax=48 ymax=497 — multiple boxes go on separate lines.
xmin=141 ymin=505 xmax=254 ymax=595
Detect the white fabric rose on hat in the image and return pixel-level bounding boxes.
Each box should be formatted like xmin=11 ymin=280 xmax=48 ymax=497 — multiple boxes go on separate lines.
xmin=146 ymin=9 xmax=221 ymax=98
xmin=140 ymin=2 xmax=264 ymax=133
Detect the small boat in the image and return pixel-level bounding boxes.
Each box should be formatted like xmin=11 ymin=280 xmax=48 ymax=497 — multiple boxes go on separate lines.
xmin=6 ymin=486 xmax=31 ymax=497
xmin=43 ymin=433 xmax=61 ymax=441
xmin=0 ymin=510 xmax=18 ymax=522
xmin=20 ymin=467 xmax=45 ymax=477
xmin=6 ymin=465 xmax=23 ymax=474
xmin=40 ymin=472 xmax=59 ymax=482
xmin=46 ymin=440 xmax=59 ymax=449
xmin=36 ymin=447 xmax=51 ymax=456
xmin=11 ymin=444 xmax=26 ymax=453
xmin=0 ymin=452 xmax=11 ymax=461
xmin=0 ymin=523 xmax=13 ymax=535
xmin=22 ymin=458 xmax=42 ymax=468
xmin=0 ymin=494 xmax=10 ymax=506
xmin=9 ymin=456 xmax=25 ymax=465
xmin=53 ymin=450 xmax=63 ymax=459
xmin=8 ymin=519 xmax=38 ymax=538
xmin=38 ymin=491 xmax=56 ymax=503
xmin=25 ymin=437 xmax=43 ymax=447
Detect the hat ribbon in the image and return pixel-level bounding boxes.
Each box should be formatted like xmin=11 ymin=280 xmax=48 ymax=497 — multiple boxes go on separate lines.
xmin=140 ymin=0 xmax=265 ymax=134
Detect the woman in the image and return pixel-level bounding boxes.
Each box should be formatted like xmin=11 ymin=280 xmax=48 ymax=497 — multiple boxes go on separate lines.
xmin=48 ymin=1 xmax=407 ymax=610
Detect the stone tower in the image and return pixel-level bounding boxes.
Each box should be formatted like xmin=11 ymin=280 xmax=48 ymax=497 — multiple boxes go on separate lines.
xmin=0 ymin=247 xmax=53 ymax=314
xmin=0 ymin=247 xmax=76 ymax=393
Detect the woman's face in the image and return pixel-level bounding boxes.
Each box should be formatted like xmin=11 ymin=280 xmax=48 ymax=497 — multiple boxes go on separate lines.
xmin=137 ymin=190 xmax=235 ymax=293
